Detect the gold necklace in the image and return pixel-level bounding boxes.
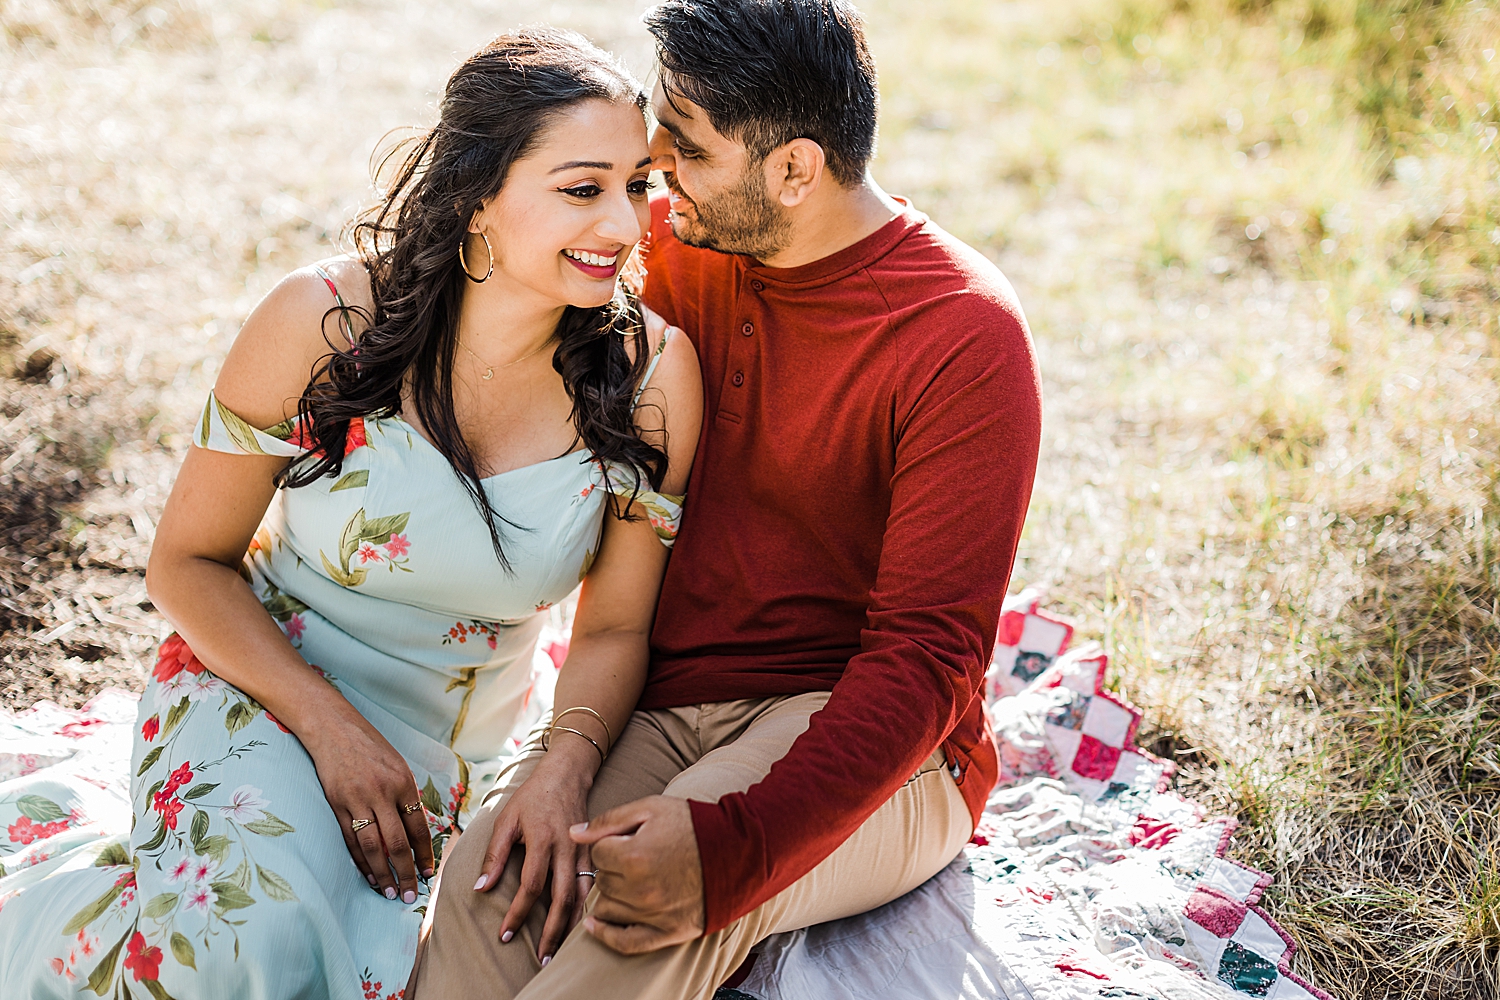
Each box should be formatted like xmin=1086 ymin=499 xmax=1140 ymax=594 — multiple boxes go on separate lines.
xmin=458 ymin=336 xmax=554 ymax=381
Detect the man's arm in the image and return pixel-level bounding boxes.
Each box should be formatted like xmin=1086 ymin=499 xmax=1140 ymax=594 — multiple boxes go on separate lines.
xmin=688 ymin=294 xmax=1042 ymax=931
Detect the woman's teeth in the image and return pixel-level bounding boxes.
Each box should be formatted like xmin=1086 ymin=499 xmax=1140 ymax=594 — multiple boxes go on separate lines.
xmin=564 ymin=249 xmax=617 ymax=267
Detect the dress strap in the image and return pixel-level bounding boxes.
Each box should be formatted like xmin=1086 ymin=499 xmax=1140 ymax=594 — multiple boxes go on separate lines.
xmin=193 ymin=390 xmax=312 ymax=457
xmin=631 ymin=325 xmax=674 ymax=407
xmin=311 ymin=263 xmax=357 ymax=346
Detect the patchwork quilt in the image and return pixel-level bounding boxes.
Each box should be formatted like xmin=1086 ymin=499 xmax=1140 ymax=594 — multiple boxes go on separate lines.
xmin=725 ymin=591 xmax=1334 ymax=1000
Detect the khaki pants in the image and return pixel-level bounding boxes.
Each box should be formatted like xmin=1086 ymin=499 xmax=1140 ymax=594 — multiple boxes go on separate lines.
xmin=408 ymin=692 xmax=972 ymax=1000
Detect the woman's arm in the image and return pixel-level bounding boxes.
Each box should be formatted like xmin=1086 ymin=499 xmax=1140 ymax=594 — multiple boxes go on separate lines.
xmin=474 ymin=308 xmax=703 ymax=962
xmin=145 ymin=261 xmax=435 ymax=904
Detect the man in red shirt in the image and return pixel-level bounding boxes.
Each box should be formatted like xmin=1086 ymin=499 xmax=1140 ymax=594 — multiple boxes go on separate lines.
xmin=412 ymin=2 xmax=1040 ymax=996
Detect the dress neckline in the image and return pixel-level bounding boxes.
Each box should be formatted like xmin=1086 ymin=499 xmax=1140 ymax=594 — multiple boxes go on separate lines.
xmin=386 ymin=413 xmax=591 ymax=483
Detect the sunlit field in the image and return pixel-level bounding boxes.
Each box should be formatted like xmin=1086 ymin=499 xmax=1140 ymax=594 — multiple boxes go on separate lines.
xmin=3 ymin=0 xmax=1497 ymax=994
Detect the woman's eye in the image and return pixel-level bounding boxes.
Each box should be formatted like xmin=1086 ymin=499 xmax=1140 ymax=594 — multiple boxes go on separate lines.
xmin=627 ymin=179 xmax=650 ymax=197
xmin=560 ymin=184 xmax=603 ymax=198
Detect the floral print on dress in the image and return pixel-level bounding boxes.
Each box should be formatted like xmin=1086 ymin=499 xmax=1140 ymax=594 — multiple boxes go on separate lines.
xmin=256 ymin=582 xmax=311 ymax=647
xmin=53 ymin=640 xmax=309 ymax=999
xmin=360 ymin=966 xmax=404 ymax=1000
xmin=320 ymin=508 xmax=413 ymax=588
xmin=441 ymin=621 xmax=504 ymax=650
xmin=438 ymin=621 xmax=517 ymax=750
xmin=4 ymin=794 xmax=76 ymax=846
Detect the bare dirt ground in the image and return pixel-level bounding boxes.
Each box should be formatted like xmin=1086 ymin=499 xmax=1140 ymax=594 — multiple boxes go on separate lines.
xmin=5 ymin=0 xmax=1499 ymax=994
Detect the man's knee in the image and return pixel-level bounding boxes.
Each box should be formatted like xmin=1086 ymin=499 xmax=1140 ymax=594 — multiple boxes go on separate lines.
xmin=429 ymin=799 xmax=510 ymax=923
xmin=412 ymin=810 xmax=543 ymax=998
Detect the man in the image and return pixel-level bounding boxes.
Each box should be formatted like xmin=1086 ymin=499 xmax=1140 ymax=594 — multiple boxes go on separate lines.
xmin=410 ymin=1 xmax=1041 ymax=996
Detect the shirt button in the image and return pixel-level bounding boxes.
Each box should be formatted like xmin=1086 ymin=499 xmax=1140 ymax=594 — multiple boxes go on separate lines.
xmin=752 ymin=280 xmax=765 ymax=292
xmin=741 ymin=322 xmax=754 ymax=336
xmin=732 ymin=371 xmax=745 ymax=387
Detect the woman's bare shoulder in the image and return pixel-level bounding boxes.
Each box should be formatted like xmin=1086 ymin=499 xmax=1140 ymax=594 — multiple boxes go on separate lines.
xmin=634 ymin=306 xmax=701 ymax=495
xmin=211 ymin=258 xmax=372 ymax=429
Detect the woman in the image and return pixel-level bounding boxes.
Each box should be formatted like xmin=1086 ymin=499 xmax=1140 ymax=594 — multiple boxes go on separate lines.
xmin=0 ymin=28 xmax=700 ymax=999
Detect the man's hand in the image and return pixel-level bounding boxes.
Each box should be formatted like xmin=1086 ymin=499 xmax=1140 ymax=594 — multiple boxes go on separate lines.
xmin=569 ymin=795 xmax=706 ymax=954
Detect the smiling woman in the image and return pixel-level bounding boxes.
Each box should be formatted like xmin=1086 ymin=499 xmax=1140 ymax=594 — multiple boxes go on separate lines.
xmin=0 ymin=26 xmax=702 ymax=1000
xmin=287 ymin=41 xmax=670 ymax=562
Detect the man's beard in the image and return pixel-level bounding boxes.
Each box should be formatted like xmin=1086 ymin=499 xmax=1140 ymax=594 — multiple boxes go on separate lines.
xmin=665 ymin=167 xmax=792 ymax=261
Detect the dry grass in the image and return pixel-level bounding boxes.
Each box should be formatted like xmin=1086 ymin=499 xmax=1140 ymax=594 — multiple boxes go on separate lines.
xmin=862 ymin=0 xmax=1499 ymax=993
xmin=3 ymin=0 xmax=1498 ymax=995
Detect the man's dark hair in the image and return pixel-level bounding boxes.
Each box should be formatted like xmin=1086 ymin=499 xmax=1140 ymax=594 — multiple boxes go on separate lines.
xmin=644 ymin=0 xmax=879 ymax=185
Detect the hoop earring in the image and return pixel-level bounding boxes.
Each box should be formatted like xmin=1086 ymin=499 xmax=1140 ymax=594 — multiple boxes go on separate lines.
xmin=459 ymin=231 xmax=493 ymax=283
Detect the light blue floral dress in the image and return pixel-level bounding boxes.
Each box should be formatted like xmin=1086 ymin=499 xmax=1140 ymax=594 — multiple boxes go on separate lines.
xmin=0 ymin=288 xmax=682 ymax=1000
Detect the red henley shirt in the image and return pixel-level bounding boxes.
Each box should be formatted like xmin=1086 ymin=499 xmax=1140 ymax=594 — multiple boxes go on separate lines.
xmin=639 ymin=193 xmax=1041 ymax=934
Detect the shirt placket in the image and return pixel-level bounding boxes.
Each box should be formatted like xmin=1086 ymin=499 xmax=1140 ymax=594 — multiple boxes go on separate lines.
xmin=716 ymin=275 xmax=766 ymax=424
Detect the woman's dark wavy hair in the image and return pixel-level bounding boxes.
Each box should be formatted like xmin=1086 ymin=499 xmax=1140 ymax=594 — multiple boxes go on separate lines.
xmin=277 ymin=28 xmax=666 ymax=570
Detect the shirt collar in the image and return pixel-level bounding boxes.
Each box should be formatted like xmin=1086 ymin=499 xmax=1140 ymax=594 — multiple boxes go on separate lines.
xmin=738 ymin=197 xmax=926 ymax=289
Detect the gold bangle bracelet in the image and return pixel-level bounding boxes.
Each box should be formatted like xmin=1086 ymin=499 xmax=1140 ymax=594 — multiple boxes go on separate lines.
xmin=543 ymin=726 xmax=606 ymax=767
xmin=552 ymin=706 xmax=614 ymax=754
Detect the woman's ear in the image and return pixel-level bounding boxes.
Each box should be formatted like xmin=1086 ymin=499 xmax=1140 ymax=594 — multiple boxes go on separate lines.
xmin=464 ymin=197 xmax=493 ymax=235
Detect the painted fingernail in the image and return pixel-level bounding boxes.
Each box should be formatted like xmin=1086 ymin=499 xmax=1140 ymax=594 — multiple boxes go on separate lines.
xmin=501 ymin=930 xmax=513 ymax=943
xmin=365 ymin=874 xmax=377 ymax=886
xmin=568 ymin=823 xmax=588 ymax=834
xmin=403 ymin=890 xmax=417 ymax=904
xmin=474 ymin=876 xmax=488 ymax=891
xmin=422 ymin=867 xmax=435 ymax=878
xmin=541 ymin=955 xmax=551 ymax=967
xmin=384 ymin=887 xmax=397 ymax=900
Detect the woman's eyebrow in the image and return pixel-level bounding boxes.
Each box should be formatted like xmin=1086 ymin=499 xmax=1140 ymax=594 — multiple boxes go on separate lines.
xmin=549 ymin=157 xmax=653 ymax=174
xmin=550 ymin=160 xmax=612 ymax=173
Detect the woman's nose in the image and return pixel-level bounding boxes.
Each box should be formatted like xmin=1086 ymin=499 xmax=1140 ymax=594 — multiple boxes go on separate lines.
xmin=598 ymin=187 xmax=647 ymax=243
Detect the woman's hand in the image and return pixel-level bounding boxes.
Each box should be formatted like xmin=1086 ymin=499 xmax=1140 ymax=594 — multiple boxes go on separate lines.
xmin=301 ymin=710 xmax=435 ymax=905
xmin=473 ymin=744 xmax=597 ymax=963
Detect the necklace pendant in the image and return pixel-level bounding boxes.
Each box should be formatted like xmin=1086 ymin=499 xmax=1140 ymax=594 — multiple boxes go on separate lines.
xmin=482 ymin=367 xmax=494 ymax=381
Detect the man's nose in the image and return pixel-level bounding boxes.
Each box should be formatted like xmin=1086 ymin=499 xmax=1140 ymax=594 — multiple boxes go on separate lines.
xmin=648 ymin=125 xmax=675 ymax=173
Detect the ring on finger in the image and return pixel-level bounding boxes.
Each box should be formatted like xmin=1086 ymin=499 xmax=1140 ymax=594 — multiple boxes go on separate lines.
xmin=350 ymin=818 xmax=374 ymax=832
xmin=577 ymin=870 xmax=598 ymax=879
xmin=400 ymin=802 xmax=422 ymax=816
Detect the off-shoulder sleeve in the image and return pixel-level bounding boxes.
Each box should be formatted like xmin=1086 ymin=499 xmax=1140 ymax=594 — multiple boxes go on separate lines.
xmin=193 ymin=391 xmax=312 ymax=458
xmin=633 ymin=488 xmax=684 ymax=548
xmin=598 ymin=464 xmax=684 ymax=549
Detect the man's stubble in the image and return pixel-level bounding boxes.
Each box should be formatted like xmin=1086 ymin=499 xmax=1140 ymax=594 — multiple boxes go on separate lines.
xmin=665 ymin=164 xmax=792 ymax=262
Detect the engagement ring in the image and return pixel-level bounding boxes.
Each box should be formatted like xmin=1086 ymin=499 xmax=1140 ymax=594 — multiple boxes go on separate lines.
xmin=350 ymin=818 xmax=373 ymax=832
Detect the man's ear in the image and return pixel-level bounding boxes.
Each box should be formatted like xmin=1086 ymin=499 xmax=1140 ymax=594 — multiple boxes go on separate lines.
xmin=764 ymin=138 xmax=826 ymax=208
